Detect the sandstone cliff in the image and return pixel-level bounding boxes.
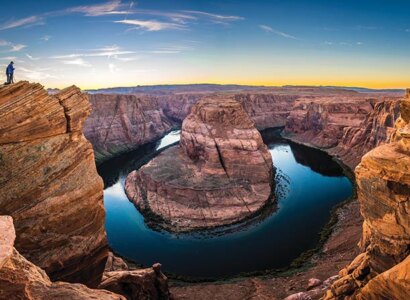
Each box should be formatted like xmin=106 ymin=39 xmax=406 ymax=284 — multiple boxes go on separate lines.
xmin=157 ymin=93 xmax=299 ymax=128
xmin=125 ymin=98 xmax=274 ymax=231
xmin=234 ymin=93 xmax=299 ymax=129
xmin=0 ymin=216 xmax=124 ymax=299
xmin=84 ymin=94 xmax=174 ymax=164
xmin=324 ymin=90 xmax=410 ymax=299
xmin=284 ymin=96 xmax=400 ymax=168
xmin=85 ymin=91 xmax=398 ymax=170
xmin=0 ymin=82 xmax=107 ymax=286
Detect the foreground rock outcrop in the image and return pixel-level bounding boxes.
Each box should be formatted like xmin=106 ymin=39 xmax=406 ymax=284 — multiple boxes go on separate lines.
xmin=100 ymin=261 xmax=170 ymax=300
xmin=324 ymin=90 xmax=410 ymax=299
xmin=0 ymin=216 xmax=124 ymax=300
xmin=125 ymin=98 xmax=274 ymax=231
xmin=84 ymin=94 xmax=174 ymax=164
xmin=0 ymin=82 xmax=107 ymax=286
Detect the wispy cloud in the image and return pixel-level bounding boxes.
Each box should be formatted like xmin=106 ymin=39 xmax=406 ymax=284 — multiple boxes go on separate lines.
xmin=19 ymin=67 xmax=58 ymax=81
xmin=0 ymin=1 xmax=127 ymax=31
xmin=0 ymin=56 xmax=17 ymax=60
xmin=41 ymin=35 xmax=52 ymax=42
xmin=259 ymin=25 xmax=297 ymax=39
xmin=0 ymin=1 xmax=243 ymax=36
xmin=10 ymin=44 xmax=26 ymax=52
xmin=62 ymin=58 xmax=92 ymax=67
xmin=323 ymin=41 xmax=363 ymax=46
xmin=113 ymin=55 xmax=141 ymax=62
xmin=52 ymin=50 xmax=135 ymax=60
xmin=0 ymin=16 xmax=44 ymax=31
xmin=131 ymin=9 xmax=197 ymax=24
xmin=26 ymin=54 xmax=40 ymax=60
xmin=182 ymin=10 xmax=243 ymax=24
xmin=51 ymin=45 xmax=138 ymax=65
xmin=0 ymin=40 xmax=27 ymax=52
xmin=66 ymin=0 xmax=128 ymax=16
xmin=149 ymin=45 xmax=194 ymax=54
xmin=352 ymin=25 xmax=379 ymax=31
xmin=114 ymin=19 xmax=186 ymax=31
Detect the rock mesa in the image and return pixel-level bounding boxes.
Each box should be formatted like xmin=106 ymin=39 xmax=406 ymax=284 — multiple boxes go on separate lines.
xmin=125 ymin=98 xmax=274 ymax=231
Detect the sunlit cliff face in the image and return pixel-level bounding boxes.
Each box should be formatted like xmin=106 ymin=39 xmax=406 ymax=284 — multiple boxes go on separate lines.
xmin=0 ymin=0 xmax=410 ymax=89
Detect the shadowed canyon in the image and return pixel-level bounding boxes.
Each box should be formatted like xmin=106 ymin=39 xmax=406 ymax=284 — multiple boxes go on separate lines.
xmin=0 ymin=82 xmax=409 ymax=300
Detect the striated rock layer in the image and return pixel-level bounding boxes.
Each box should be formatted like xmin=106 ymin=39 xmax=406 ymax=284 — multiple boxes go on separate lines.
xmin=0 ymin=216 xmax=124 ymax=300
xmin=85 ymin=90 xmax=399 ymax=169
xmin=125 ymin=98 xmax=274 ymax=231
xmin=324 ymin=90 xmax=410 ymax=299
xmin=0 ymin=82 xmax=107 ymax=286
xmin=284 ymin=96 xmax=401 ymax=168
xmin=84 ymin=94 xmax=174 ymax=164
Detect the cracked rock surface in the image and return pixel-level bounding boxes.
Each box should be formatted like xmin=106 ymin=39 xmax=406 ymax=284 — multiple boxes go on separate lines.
xmin=0 ymin=82 xmax=107 ymax=287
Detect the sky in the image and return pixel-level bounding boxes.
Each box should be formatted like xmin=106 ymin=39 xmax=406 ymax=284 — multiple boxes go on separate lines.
xmin=0 ymin=0 xmax=409 ymax=89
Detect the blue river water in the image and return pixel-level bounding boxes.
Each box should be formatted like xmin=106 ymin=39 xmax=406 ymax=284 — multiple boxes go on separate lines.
xmin=97 ymin=129 xmax=353 ymax=279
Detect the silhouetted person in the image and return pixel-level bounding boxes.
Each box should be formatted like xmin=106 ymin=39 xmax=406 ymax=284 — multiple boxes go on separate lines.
xmin=6 ymin=61 xmax=14 ymax=85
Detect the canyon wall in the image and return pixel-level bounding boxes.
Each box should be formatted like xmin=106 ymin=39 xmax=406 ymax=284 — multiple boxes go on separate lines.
xmin=85 ymin=91 xmax=399 ymax=170
xmin=324 ymin=91 xmax=410 ymax=299
xmin=85 ymin=92 xmax=299 ymax=164
xmin=0 ymin=82 xmax=108 ymax=286
xmin=84 ymin=94 xmax=174 ymax=164
xmin=284 ymin=96 xmax=401 ymax=168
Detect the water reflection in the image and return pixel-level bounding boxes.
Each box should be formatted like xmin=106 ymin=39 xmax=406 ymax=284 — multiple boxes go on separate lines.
xmin=98 ymin=129 xmax=353 ymax=279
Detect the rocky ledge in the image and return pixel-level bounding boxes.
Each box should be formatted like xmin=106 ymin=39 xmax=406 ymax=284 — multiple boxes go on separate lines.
xmin=0 ymin=216 xmax=123 ymax=299
xmin=324 ymin=90 xmax=410 ymax=299
xmin=0 ymin=82 xmax=172 ymax=299
xmin=125 ymin=98 xmax=274 ymax=231
xmin=0 ymin=82 xmax=107 ymax=286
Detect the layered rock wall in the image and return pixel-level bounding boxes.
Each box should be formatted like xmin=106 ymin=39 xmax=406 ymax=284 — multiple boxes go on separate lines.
xmin=324 ymin=91 xmax=410 ymax=299
xmin=0 ymin=216 xmax=124 ymax=299
xmin=284 ymin=97 xmax=400 ymax=168
xmin=85 ymin=91 xmax=398 ymax=169
xmin=0 ymin=82 xmax=107 ymax=286
xmin=84 ymin=94 xmax=174 ymax=163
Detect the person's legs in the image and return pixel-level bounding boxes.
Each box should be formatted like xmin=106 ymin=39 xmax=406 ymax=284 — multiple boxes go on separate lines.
xmin=6 ymin=73 xmax=11 ymax=84
xmin=10 ymin=73 xmax=13 ymax=83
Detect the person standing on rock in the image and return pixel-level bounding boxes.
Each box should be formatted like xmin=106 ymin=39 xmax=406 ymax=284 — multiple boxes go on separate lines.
xmin=5 ymin=61 xmax=14 ymax=85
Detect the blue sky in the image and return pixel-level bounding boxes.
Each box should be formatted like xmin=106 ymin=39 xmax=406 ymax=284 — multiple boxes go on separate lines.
xmin=0 ymin=0 xmax=409 ymax=89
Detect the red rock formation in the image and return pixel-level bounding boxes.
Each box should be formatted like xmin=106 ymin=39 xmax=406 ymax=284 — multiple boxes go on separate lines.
xmin=324 ymin=90 xmax=410 ymax=299
xmin=284 ymin=96 xmax=401 ymax=168
xmin=0 ymin=216 xmax=124 ymax=300
xmin=85 ymin=90 xmax=398 ymax=169
xmin=157 ymin=93 xmax=205 ymax=122
xmin=125 ymin=98 xmax=273 ymax=231
xmin=158 ymin=93 xmax=299 ymax=129
xmin=234 ymin=93 xmax=299 ymax=129
xmin=0 ymin=82 xmax=107 ymax=286
xmin=84 ymin=94 xmax=174 ymax=163
xmin=99 ymin=262 xmax=170 ymax=300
